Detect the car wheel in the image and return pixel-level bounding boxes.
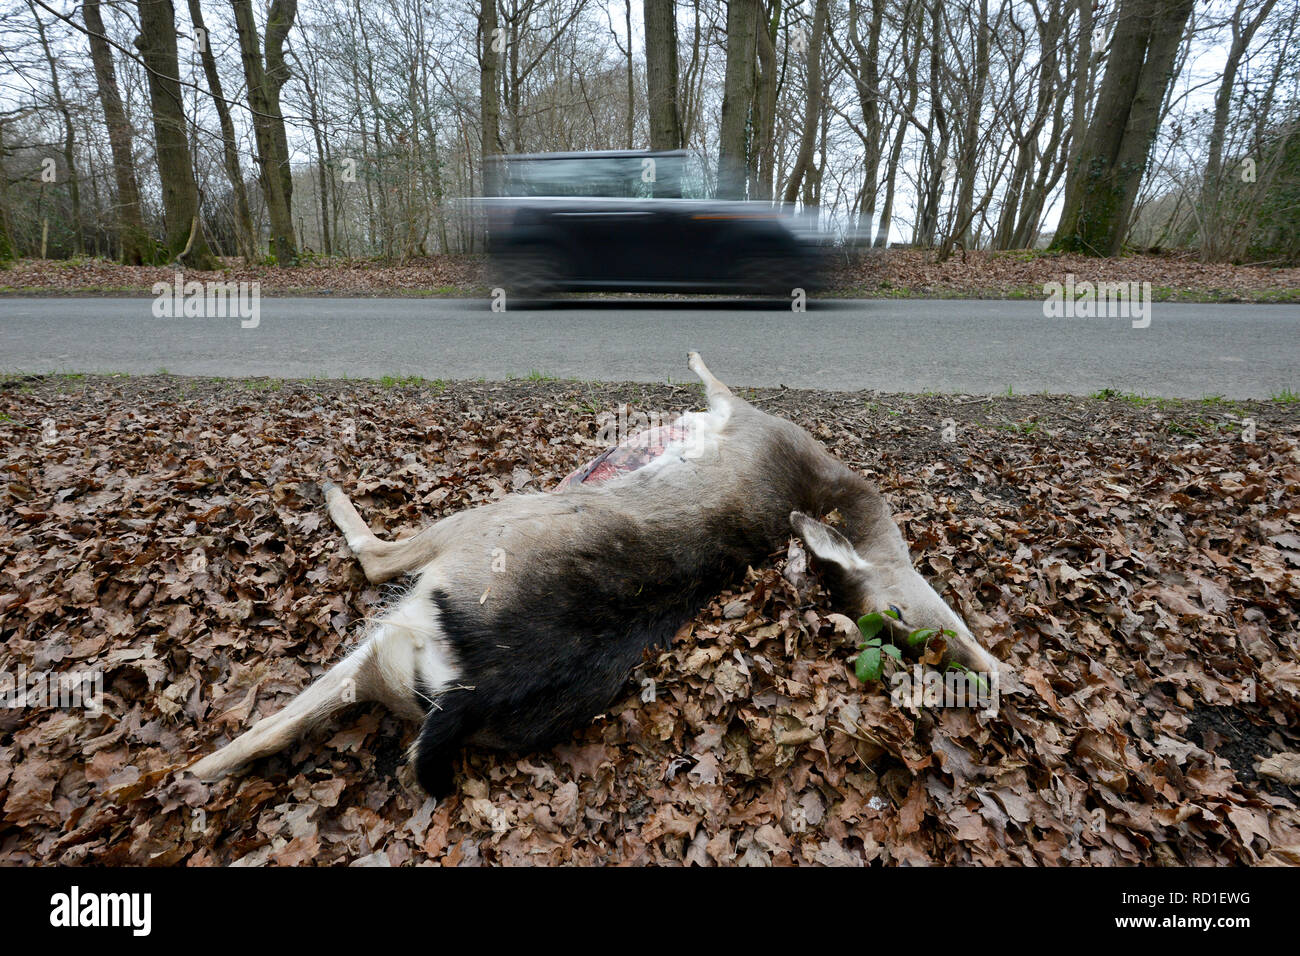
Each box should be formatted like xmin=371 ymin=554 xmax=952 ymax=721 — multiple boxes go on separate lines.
xmin=507 ymin=245 xmax=563 ymax=298
xmin=735 ymin=251 xmax=794 ymax=298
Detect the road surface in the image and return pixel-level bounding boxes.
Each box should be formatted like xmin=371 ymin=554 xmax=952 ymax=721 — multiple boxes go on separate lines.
xmin=1 ymin=296 xmax=1296 ymax=397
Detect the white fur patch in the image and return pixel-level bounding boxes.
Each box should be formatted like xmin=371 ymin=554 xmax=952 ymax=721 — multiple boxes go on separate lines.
xmin=363 ymin=574 xmax=458 ymax=718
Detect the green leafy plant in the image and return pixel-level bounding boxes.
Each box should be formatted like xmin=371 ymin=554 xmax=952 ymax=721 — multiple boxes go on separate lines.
xmin=852 ymin=610 xmax=902 ymax=682
xmin=850 ymin=610 xmax=959 ymax=683
xmin=945 ymin=660 xmax=991 ymax=695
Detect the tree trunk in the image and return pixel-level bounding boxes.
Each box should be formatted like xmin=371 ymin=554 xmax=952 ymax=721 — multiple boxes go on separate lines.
xmin=291 ymin=43 xmax=333 ymax=256
xmin=1009 ymin=7 xmax=1075 ymax=249
xmin=83 ymin=0 xmax=150 ymax=264
xmin=623 ymin=0 xmax=635 ymax=149
xmin=480 ymin=0 xmax=502 ymax=195
xmin=0 ymin=122 xmax=14 ymax=260
xmin=645 ymin=0 xmax=683 ymax=150
xmin=232 ymin=0 xmax=298 ymax=264
xmin=783 ymin=0 xmax=828 ymax=204
xmin=1062 ymin=0 xmax=1093 ymax=203
xmin=1050 ymin=0 xmax=1196 ymax=255
xmin=186 ymin=0 xmax=257 ymax=262
xmin=750 ymin=2 xmax=779 ymax=201
xmin=506 ymin=5 xmax=522 ymax=152
xmin=680 ymin=0 xmax=705 ymax=146
xmin=352 ymin=0 xmax=390 ymax=255
xmin=877 ymin=0 xmax=922 ymax=247
xmin=994 ymin=1 xmax=1059 ymax=249
xmin=846 ymin=0 xmax=884 ymax=240
xmin=914 ymin=0 xmax=949 ymax=247
xmin=28 ymin=1 xmax=84 ymax=255
xmin=78 ymin=108 xmax=103 ymax=255
xmin=1200 ymin=0 xmax=1278 ymax=259
xmin=940 ymin=0 xmax=988 ymax=256
xmin=133 ymin=0 xmax=217 ymax=268
xmin=718 ymin=0 xmax=759 ymax=200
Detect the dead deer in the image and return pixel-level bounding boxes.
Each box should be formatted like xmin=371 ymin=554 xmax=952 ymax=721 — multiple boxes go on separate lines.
xmin=189 ymin=353 xmax=1000 ymax=795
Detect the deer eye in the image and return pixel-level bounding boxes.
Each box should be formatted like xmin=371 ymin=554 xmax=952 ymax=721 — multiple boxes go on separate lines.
xmin=889 ymin=604 xmax=905 ymax=622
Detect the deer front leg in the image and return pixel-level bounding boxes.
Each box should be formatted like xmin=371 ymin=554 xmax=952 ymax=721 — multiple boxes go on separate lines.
xmin=189 ymin=649 xmax=370 ymax=781
xmin=324 ymin=481 xmax=441 ymax=583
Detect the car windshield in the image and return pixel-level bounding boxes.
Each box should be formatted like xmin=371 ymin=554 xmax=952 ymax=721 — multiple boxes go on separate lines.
xmin=494 ymin=152 xmax=712 ymax=200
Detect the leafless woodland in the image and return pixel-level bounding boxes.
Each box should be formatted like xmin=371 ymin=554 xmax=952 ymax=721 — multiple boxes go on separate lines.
xmin=1 ymin=0 xmax=1297 ymax=266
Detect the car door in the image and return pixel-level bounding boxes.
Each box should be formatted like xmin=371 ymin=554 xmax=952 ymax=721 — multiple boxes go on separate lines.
xmin=553 ymin=198 xmax=659 ymax=285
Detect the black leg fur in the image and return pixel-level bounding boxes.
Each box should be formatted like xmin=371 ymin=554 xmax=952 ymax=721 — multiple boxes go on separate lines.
xmin=413 ymin=690 xmax=473 ymax=797
xmin=418 ymin=756 xmax=456 ymax=800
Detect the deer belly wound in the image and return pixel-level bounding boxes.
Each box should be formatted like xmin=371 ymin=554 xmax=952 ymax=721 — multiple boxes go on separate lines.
xmin=557 ymin=423 xmax=692 ymax=490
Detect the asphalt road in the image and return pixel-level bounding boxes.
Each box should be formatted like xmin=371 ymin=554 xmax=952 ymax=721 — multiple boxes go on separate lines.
xmin=1 ymin=296 xmax=1296 ymax=397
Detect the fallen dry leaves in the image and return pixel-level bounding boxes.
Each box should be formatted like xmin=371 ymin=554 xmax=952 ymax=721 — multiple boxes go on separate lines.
xmin=0 ymin=375 xmax=1297 ymax=865
xmin=0 ymin=255 xmax=486 ymax=298
xmin=832 ymin=249 xmax=1300 ymax=302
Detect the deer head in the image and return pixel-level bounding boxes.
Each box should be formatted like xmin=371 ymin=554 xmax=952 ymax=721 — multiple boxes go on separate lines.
xmin=790 ymin=511 xmax=1001 ymax=693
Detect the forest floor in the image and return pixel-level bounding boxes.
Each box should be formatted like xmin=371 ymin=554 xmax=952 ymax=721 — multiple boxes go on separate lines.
xmin=1 ymin=373 xmax=1297 ymax=865
xmin=3 ymin=249 xmax=1299 ymax=303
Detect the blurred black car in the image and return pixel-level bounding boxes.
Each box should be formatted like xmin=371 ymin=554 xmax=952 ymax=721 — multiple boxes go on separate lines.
xmin=480 ymin=149 xmax=828 ymax=297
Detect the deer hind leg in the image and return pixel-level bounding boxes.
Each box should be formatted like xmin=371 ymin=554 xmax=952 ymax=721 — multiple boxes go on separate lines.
xmin=688 ymin=351 xmax=734 ymax=414
xmin=324 ymin=481 xmax=441 ymax=584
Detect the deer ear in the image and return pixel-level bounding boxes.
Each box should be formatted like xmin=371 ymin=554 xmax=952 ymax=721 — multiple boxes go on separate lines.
xmin=790 ymin=511 xmax=868 ymax=572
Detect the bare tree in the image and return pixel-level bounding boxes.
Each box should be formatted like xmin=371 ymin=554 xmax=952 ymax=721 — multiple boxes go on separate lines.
xmin=784 ymin=0 xmax=828 ymax=204
xmin=133 ymin=0 xmax=218 ymax=267
xmin=645 ymin=0 xmax=682 ymax=150
xmin=186 ymin=0 xmax=256 ymax=261
xmin=831 ymin=0 xmax=886 ymax=239
xmin=940 ymin=0 xmax=990 ymax=256
xmin=3 ymin=0 xmax=1294 ymax=266
xmin=287 ymin=33 xmax=334 ymax=256
xmin=1051 ymin=0 xmax=1197 ymax=255
xmin=877 ymin=0 xmax=924 ymax=247
xmin=748 ymin=0 xmax=779 ymax=202
xmin=26 ymin=0 xmax=83 ymax=254
xmin=82 ymin=0 xmax=149 ymax=264
xmin=1199 ymin=0 xmax=1280 ymax=259
xmin=232 ymin=0 xmax=298 ymax=263
xmin=480 ymin=0 xmax=502 ymax=195
xmin=719 ymin=0 xmax=759 ymax=199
